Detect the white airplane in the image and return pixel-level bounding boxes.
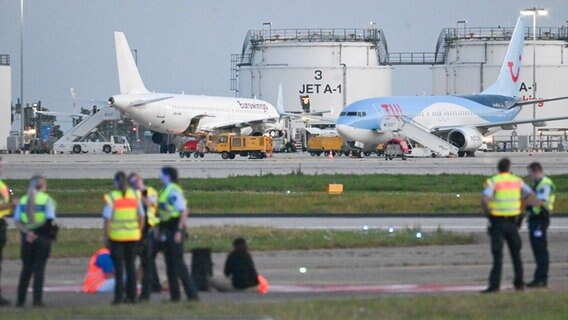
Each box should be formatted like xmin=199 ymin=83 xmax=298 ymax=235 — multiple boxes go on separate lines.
xmin=336 ymin=16 xmax=568 ymax=157
xmin=109 ymin=32 xmax=295 ymax=148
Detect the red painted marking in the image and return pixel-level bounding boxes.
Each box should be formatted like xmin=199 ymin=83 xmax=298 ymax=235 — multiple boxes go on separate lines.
xmin=508 ymin=55 xmax=521 ymax=83
xmin=381 ymin=104 xmax=391 ymax=116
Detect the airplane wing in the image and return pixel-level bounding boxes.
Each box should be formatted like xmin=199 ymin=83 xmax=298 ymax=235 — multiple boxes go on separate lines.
xmin=203 ymin=118 xmax=279 ymax=131
xmin=33 ymin=109 xmax=85 ymax=117
xmin=432 ymin=115 xmax=568 ymax=133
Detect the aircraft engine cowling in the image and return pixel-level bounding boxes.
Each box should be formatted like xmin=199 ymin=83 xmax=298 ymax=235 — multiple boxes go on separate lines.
xmin=447 ymin=127 xmax=484 ymax=151
xmin=152 ymin=132 xmax=164 ymax=144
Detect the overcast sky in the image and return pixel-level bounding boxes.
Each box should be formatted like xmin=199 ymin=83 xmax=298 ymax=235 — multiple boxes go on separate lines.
xmin=1 ymin=0 xmax=567 ymax=121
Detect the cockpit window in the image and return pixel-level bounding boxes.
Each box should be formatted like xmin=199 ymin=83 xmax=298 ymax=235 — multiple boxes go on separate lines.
xmin=341 ymin=111 xmax=367 ymax=117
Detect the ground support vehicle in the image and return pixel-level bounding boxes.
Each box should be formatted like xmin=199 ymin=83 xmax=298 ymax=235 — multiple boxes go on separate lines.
xmin=212 ymin=133 xmax=273 ymax=160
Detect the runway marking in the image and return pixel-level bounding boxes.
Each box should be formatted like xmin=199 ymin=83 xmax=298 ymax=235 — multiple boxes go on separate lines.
xmin=37 ymin=283 xmax=488 ymax=294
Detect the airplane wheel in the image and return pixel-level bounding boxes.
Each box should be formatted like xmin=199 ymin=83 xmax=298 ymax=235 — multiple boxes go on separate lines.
xmin=458 ymin=151 xmax=465 ymax=157
xmin=167 ymin=144 xmax=176 ymax=154
xmin=72 ymin=145 xmax=81 ymax=154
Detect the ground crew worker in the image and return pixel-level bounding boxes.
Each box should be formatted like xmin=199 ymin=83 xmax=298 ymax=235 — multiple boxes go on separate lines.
xmin=14 ymin=175 xmax=56 ymax=307
xmin=481 ymin=158 xmax=533 ymax=293
xmin=0 ymin=157 xmax=15 ymax=306
xmin=102 ymin=171 xmax=144 ymax=304
xmin=128 ymin=173 xmax=162 ymax=301
xmin=526 ymin=162 xmax=555 ymax=288
xmin=156 ymin=166 xmax=199 ymax=301
xmin=83 ymin=247 xmax=115 ymax=293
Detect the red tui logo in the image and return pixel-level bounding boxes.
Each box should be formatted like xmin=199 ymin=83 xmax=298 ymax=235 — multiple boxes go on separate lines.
xmin=507 ymin=55 xmax=521 ymax=83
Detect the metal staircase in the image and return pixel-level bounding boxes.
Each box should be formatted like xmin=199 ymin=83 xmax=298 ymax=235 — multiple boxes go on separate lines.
xmin=380 ymin=116 xmax=459 ymax=157
xmin=55 ymin=107 xmax=122 ymax=144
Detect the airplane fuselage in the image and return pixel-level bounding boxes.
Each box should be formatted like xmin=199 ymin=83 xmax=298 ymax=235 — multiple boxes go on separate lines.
xmin=336 ymin=95 xmax=521 ymax=146
xmin=111 ymin=93 xmax=280 ymax=135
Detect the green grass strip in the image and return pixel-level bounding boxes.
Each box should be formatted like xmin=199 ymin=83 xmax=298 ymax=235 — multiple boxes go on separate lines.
xmin=4 ymin=173 xmax=567 ymax=214
xmin=1 ymin=226 xmax=474 ymax=259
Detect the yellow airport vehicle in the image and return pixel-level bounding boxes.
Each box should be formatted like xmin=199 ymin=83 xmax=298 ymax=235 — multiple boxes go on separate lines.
xmin=212 ymin=133 xmax=273 ymax=160
xmin=307 ymin=135 xmax=345 ymax=157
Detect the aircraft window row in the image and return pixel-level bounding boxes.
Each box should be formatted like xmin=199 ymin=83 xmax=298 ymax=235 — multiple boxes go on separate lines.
xmin=339 ymin=111 xmax=367 ymax=117
xmin=171 ymin=104 xmax=268 ymax=114
xmin=417 ymin=110 xmax=499 ymax=117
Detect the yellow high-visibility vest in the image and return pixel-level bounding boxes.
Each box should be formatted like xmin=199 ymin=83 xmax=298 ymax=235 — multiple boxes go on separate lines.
xmin=532 ymin=176 xmax=556 ymax=215
xmin=105 ymin=189 xmax=141 ymax=242
xmin=19 ymin=192 xmax=50 ymax=230
xmin=485 ymin=173 xmax=523 ymax=217
xmin=158 ymin=183 xmax=183 ymax=222
xmin=0 ymin=180 xmax=10 ymax=218
xmin=145 ymin=187 xmax=159 ymax=227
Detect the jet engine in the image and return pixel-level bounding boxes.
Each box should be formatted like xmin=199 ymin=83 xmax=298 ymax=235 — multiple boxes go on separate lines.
xmin=447 ymin=127 xmax=484 ymax=152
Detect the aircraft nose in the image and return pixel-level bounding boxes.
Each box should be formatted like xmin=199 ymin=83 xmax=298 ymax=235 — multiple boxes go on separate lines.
xmin=336 ymin=124 xmax=356 ymax=141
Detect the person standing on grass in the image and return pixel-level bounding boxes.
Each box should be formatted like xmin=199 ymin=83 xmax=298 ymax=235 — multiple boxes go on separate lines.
xmin=0 ymin=157 xmax=16 ymax=306
xmin=103 ymin=171 xmax=145 ymax=304
xmin=128 ymin=173 xmax=162 ymax=301
xmin=14 ymin=175 xmax=56 ymax=307
xmin=155 ymin=166 xmax=199 ymax=301
xmin=525 ymin=162 xmax=556 ymax=288
xmin=481 ymin=158 xmax=534 ymax=293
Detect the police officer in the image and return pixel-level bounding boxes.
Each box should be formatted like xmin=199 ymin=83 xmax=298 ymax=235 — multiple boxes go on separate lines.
xmin=14 ymin=175 xmax=56 ymax=307
xmin=128 ymin=173 xmax=161 ymax=301
xmin=156 ymin=166 xmax=199 ymax=301
xmin=0 ymin=157 xmax=14 ymax=306
xmin=526 ymin=162 xmax=555 ymax=288
xmin=481 ymin=158 xmax=533 ymax=293
xmin=103 ymin=171 xmax=144 ymax=304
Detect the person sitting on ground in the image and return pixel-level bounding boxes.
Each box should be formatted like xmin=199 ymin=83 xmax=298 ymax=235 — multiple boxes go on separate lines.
xmin=211 ymin=237 xmax=260 ymax=292
xmin=83 ymin=247 xmax=115 ymax=293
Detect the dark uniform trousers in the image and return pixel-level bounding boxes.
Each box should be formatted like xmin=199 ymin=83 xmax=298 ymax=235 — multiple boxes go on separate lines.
xmin=0 ymin=219 xmax=7 ymax=297
xmin=137 ymin=230 xmax=161 ymax=299
xmin=528 ymin=216 xmax=549 ymax=283
xmin=155 ymin=228 xmax=199 ymax=301
xmin=488 ymin=216 xmax=524 ymax=289
xmin=109 ymin=241 xmax=137 ymax=303
xmin=17 ymin=233 xmax=51 ymax=305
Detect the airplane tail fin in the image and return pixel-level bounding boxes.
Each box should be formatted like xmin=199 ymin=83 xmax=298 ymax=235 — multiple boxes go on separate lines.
xmin=114 ymin=32 xmax=149 ymax=94
xmin=481 ymin=16 xmax=525 ymax=97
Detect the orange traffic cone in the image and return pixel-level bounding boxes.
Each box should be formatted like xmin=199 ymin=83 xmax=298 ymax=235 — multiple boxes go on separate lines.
xmin=257 ymin=275 xmax=269 ymax=294
xmin=328 ymin=151 xmax=334 ymax=160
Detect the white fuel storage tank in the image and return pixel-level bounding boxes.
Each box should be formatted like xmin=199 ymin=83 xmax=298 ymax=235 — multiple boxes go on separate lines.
xmin=432 ymin=26 xmax=568 ymax=137
xmin=231 ymin=26 xmax=392 ymax=121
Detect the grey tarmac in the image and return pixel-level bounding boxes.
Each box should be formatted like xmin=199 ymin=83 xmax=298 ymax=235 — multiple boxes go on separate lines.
xmin=1 ymin=151 xmax=567 ymax=179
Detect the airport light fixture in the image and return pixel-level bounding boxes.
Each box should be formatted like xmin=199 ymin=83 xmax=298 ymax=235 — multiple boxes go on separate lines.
xmin=521 ymin=7 xmax=548 ymax=150
xmin=456 ymin=20 xmax=467 ymax=38
xmin=263 ymin=22 xmax=272 ymax=39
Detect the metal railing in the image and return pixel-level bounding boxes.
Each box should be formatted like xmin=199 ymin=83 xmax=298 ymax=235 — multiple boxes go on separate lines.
xmin=0 ymin=54 xmax=9 ymax=66
xmin=247 ymin=28 xmax=381 ymax=44
xmin=387 ymin=52 xmax=440 ymax=65
xmin=445 ymin=26 xmax=568 ymax=42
